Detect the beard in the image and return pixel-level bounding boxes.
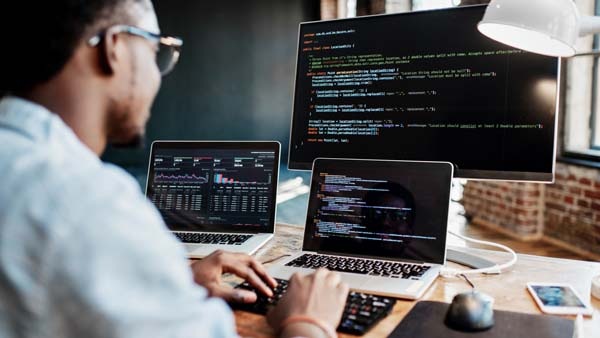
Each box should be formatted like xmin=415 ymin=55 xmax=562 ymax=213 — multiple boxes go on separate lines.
xmin=105 ymin=102 xmax=150 ymax=150
xmin=106 ymin=113 xmax=148 ymax=150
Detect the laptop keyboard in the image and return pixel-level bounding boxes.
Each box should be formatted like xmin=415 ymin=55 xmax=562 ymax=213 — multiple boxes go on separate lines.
xmin=285 ymin=254 xmax=430 ymax=280
xmin=174 ymin=232 xmax=252 ymax=245
xmin=231 ymin=278 xmax=396 ymax=335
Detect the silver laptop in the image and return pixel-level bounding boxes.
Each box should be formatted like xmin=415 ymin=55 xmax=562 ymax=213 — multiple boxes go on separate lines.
xmin=268 ymin=158 xmax=453 ymax=299
xmin=146 ymin=141 xmax=280 ymax=258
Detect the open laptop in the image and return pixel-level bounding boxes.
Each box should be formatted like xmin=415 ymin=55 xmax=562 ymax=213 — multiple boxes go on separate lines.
xmin=146 ymin=141 xmax=280 ymax=258
xmin=268 ymin=158 xmax=453 ymax=299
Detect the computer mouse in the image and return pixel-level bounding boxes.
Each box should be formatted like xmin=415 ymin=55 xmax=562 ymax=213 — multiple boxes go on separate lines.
xmin=445 ymin=291 xmax=494 ymax=332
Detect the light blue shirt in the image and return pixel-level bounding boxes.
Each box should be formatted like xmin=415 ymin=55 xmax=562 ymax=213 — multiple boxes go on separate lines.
xmin=0 ymin=97 xmax=237 ymax=338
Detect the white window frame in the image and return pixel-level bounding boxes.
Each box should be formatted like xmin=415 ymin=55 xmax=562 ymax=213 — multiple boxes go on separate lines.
xmin=563 ymin=0 xmax=600 ymax=163
xmin=411 ymin=0 xmax=456 ymax=11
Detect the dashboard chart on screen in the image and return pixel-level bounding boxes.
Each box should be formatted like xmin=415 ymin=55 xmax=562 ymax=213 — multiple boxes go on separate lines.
xmin=289 ymin=5 xmax=559 ymax=181
xmin=147 ymin=147 xmax=277 ymax=231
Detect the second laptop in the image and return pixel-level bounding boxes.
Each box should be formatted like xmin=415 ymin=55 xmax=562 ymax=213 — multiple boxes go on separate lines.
xmin=268 ymin=158 xmax=453 ymax=299
xmin=146 ymin=141 xmax=280 ymax=258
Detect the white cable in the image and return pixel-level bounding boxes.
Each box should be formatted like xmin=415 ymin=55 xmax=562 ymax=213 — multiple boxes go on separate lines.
xmin=440 ymin=230 xmax=518 ymax=277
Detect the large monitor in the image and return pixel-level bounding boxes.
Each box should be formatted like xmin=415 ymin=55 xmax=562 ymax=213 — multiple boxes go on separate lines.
xmin=288 ymin=5 xmax=559 ymax=182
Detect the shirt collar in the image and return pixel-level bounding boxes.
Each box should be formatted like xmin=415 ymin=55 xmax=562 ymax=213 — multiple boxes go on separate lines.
xmin=0 ymin=95 xmax=66 ymax=142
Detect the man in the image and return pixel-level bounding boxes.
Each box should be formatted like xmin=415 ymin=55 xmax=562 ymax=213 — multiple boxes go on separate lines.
xmin=364 ymin=182 xmax=415 ymax=237
xmin=0 ymin=1 xmax=348 ymax=337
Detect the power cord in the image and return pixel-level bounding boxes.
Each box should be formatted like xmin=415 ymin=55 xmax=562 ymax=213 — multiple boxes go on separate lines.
xmin=459 ymin=273 xmax=475 ymax=289
xmin=440 ymin=230 xmax=518 ymax=277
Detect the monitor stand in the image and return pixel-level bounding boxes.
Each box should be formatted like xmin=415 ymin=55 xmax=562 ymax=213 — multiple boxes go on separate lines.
xmin=446 ymin=248 xmax=496 ymax=269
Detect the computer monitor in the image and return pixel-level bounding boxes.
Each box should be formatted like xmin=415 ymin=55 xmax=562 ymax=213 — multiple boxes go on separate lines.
xmin=288 ymin=5 xmax=559 ymax=182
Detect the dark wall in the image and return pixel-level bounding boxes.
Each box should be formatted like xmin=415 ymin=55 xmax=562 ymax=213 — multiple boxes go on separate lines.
xmin=103 ymin=0 xmax=320 ymax=178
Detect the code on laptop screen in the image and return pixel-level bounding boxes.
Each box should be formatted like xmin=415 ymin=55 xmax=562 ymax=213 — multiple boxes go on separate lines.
xmin=304 ymin=159 xmax=452 ymax=264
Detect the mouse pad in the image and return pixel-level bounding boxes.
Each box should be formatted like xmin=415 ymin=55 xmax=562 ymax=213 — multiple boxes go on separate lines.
xmin=387 ymin=301 xmax=574 ymax=338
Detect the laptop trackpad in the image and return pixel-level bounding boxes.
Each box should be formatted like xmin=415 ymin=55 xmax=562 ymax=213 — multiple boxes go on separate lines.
xmin=339 ymin=273 xmax=371 ymax=289
xmin=363 ymin=276 xmax=415 ymax=290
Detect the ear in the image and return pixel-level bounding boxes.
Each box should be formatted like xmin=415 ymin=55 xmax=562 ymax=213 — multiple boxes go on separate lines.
xmin=96 ymin=28 xmax=125 ymax=76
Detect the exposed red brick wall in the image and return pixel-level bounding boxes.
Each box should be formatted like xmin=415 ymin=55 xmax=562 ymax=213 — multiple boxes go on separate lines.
xmin=463 ymin=162 xmax=600 ymax=257
xmin=357 ymin=0 xmax=386 ymax=16
xmin=463 ymin=181 xmax=544 ymax=239
xmin=544 ymin=163 xmax=600 ymax=256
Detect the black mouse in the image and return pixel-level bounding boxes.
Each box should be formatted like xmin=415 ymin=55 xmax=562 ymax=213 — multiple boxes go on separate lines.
xmin=445 ymin=291 xmax=495 ymax=332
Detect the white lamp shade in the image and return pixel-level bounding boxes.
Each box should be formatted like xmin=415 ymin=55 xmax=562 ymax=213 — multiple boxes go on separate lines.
xmin=477 ymin=0 xmax=579 ymax=57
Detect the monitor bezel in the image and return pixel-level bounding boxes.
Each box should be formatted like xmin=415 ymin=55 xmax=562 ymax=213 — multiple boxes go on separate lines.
xmin=286 ymin=4 xmax=560 ymax=183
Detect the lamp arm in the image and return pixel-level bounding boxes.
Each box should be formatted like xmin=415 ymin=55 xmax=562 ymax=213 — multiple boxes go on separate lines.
xmin=579 ymin=15 xmax=600 ymax=36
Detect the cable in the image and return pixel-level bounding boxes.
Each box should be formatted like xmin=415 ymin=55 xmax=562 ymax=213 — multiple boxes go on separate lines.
xmin=440 ymin=230 xmax=518 ymax=277
xmin=261 ymin=254 xmax=292 ymax=265
xmin=459 ymin=273 xmax=475 ymax=289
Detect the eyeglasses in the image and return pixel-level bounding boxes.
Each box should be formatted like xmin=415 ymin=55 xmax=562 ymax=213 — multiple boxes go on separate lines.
xmin=88 ymin=25 xmax=183 ymax=76
xmin=367 ymin=208 xmax=412 ymax=222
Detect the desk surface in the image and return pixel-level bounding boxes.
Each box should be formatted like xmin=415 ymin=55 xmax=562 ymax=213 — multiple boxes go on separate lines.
xmin=233 ymin=224 xmax=600 ymax=338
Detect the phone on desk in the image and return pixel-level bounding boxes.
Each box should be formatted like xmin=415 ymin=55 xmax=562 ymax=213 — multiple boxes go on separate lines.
xmin=527 ymin=282 xmax=593 ymax=316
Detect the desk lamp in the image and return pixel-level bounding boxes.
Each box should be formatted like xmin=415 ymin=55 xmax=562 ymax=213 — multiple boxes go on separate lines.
xmin=477 ymin=0 xmax=600 ymax=57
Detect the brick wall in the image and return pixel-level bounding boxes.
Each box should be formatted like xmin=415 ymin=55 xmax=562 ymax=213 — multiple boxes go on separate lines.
xmin=544 ymin=163 xmax=600 ymax=256
xmin=357 ymin=0 xmax=386 ymax=16
xmin=463 ymin=162 xmax=600 ymax=258
xmin=463 ymin=181 xmax=544 ymax=239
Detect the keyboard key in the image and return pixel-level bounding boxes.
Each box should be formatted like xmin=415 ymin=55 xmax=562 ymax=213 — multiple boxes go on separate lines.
xmin=174 ymin=232 xmax=252 ymax=245
xmin=285 ymin=254 xmax=429 ymax=280
xmin=230 ymin=278 xmax=396 ymax=336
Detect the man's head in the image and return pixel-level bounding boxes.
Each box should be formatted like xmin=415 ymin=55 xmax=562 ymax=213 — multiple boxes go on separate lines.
xmin=363 ymin=182 xmax=416 ymax=236
xmin=1 ymin=0 xmax=173 ymax=150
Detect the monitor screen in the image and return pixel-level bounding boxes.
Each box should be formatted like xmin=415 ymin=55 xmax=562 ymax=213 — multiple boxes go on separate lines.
xmin=146 ymin=141 xmax=280 ymax=233
xmin=303 ymin=159 xmax=453 ymax=264
xmin=288 ymin=5 xmax=559 ymax=181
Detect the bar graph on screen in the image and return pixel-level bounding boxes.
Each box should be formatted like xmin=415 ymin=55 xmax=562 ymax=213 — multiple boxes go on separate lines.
xmin=213 ymin=171 xmax=272 ymax=185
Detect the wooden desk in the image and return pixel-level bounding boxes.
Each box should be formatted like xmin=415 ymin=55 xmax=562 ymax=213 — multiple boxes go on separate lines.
xmin=234 ymin=224 xmax=600 ymax=338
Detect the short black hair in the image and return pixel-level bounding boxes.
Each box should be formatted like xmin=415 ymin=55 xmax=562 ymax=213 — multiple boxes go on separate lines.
xmin=0 ymin=0 xmax=143 ymax=95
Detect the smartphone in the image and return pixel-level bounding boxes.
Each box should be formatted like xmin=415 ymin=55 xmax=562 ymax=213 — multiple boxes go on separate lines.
xmin=526 ymin=282 xmax=593 ymax=316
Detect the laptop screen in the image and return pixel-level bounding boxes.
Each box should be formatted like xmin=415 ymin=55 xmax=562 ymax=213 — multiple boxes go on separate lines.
xmin=303 ymin=159 xmax=452 ymax=264
xmin=146 ymin=141 xmax=280 ymax=233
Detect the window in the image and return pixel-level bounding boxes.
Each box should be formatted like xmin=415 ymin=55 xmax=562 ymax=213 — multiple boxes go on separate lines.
xmin=411 ymin=0 xmax=456 ymax=10
xmin=593 ymin=47 xmax=600 ymax=150
xmin=562 ymin=0 xmax=600 ymax=165
xmin=410 ymin=0 xmax=489 ymax=11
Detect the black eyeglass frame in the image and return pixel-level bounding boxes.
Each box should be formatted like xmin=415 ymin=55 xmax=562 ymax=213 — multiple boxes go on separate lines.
xmin=88 ymin=25 xmax=183 ymax=76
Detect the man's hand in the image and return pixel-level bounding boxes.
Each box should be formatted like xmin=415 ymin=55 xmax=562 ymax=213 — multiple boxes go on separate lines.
xmin=191 ymin=250 xmax=277 ymax=303
xmin=267 ymin=269 xmax=349 ymax=336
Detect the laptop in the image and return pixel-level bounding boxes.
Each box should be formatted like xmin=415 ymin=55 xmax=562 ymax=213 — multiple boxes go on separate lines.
xmin=268 ymin=158 xmax=453 ymax=299
xmin=146 ymin=141 xmax=280 ymax=258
